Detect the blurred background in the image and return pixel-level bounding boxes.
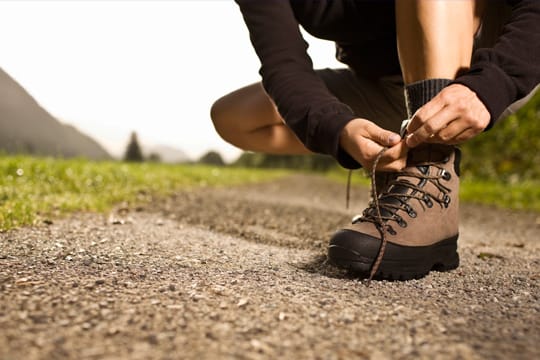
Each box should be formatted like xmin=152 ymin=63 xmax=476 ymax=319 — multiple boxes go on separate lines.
xmin=0 ymin=0 xmax=344 ymax=164
xmin=0 ymin=0 xmax=538 ymax=179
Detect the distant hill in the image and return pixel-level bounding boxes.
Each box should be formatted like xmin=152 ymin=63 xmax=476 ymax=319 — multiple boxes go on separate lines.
xmin=145 ymin=144 xmax=189 ymax=163
xmin=0 ymin=67 xmax=111 ymax=159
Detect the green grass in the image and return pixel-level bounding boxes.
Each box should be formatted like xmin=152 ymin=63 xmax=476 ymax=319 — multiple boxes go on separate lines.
xmin=327 ymin=167 xmax=540 ymax=212
xmin=460 ymin=178 xmax=540 ymax=212
xmin=2 ymin=155 xmax=537 ymax=232
xmin=0 ymin=155 xmax=287 ymax=231
xmin=326 ymin=167 xmax=370 ymax=187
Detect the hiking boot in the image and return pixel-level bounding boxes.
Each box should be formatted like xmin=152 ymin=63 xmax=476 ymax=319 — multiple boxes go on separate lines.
xmin=328 ymin=144 xmax=461 ymax=280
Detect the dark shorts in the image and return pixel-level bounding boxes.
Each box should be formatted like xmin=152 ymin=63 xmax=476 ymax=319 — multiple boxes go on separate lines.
xmin=317 ymin=69 xmax=406 ymax=134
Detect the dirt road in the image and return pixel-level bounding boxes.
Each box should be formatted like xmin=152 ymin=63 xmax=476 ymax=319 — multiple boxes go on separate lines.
xmin=1 ymin=175 xmax=538 ymax=359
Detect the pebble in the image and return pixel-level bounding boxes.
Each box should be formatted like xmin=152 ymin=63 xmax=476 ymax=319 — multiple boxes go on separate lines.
xmin=237 ymin=298 xmax=249 ymax=308
xmin=107 ymin=328 xmax=120 ymax=336
xmin=190 ymin=294 xmax=204 ymax=302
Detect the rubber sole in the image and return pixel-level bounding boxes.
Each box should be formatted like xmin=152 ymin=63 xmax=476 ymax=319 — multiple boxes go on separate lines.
xmin=327 ymin=230 xmax=459 ymax=281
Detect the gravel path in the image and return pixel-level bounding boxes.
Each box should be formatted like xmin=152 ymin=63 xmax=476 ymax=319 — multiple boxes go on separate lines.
xmin=1 ymin=175 xmax=538 ymax=359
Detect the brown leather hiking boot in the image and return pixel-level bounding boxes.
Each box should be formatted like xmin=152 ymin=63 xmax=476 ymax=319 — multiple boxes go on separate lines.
xmin=328 ymin=144 xmax=461 ymax=280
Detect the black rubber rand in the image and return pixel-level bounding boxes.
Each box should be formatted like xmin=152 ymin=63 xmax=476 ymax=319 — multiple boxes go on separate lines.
xmin=327 ymin=230 xmax=459 ymax=280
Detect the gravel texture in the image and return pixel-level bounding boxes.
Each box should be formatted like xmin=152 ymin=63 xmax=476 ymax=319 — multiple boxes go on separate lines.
xmin=0 ymin=174 xmax=538 ymax=359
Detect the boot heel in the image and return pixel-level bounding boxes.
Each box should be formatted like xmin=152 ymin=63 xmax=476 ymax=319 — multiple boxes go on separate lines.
xmin=431 ymin=236 xmax=459 ymax=272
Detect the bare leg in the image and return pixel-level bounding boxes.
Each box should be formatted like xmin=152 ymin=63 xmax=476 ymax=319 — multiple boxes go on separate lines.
xmin=396 ymin=0 xmax=484 ymax=84
xmin=210 ymin=83 xmax=312 ymax=154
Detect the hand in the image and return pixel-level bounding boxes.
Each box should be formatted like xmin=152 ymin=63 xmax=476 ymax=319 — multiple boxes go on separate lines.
xmin=405 ymin=84 xmax=490 ymax=148
xmin=340 ymin=118 xmax=407 ymax=171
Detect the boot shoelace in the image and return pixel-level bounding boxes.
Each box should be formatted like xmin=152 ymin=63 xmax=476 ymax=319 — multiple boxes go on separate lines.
xmin=347 ymin=148 xmax=451 ymax=282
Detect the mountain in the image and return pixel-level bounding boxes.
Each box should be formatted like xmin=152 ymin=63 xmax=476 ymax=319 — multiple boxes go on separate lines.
xmin=0 ymin=67 xmax=111 ymax=159
xmin=145 ymin=144 xmax=189 ymax=163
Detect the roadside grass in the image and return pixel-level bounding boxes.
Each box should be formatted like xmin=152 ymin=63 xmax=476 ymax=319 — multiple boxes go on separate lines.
xmin=460 ymin=178 xmax=540 ymax=212
xmin=327 ymin=167 xmax=540 ymax=212
xmin=0 ymin=155 xmax=287 ymax=231
xmin=2 ymin=155 xmax=537 ymax=232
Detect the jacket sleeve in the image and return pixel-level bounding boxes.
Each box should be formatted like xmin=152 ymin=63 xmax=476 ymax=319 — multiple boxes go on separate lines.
xmin=235 ymin=0 xmax=360 ymax=169
xmin=452 ymin=0 xmax=540 ymax=128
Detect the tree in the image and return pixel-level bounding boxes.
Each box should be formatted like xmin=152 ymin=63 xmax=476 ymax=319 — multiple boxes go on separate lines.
xmin=461 ymin=91 xmax=540 ymax=181
xmin=147 ymin=152 xmax=162 ymax=163
xmin=198 ymin=150 xmax=225 ymax=166
xmin=233 ymin=152 xmax=336 ymax=171
xmin=123 ymin=131 xmax=144 ymax=162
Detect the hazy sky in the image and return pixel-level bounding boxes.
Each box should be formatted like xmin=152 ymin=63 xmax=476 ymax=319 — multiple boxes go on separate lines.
xmin=0 ymin=0 xmax=343 ymax=161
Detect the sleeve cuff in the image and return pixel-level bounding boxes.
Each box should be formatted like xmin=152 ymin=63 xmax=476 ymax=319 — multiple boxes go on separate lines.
xmin=303 ymin=103 xmax=361 ymax=169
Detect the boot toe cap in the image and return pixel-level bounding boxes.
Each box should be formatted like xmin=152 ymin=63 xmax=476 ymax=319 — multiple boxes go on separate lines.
xmin=327 ymin=229 xmax=381 ymax=273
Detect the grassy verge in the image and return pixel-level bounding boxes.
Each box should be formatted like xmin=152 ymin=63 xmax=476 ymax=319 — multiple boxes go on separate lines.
xmin=0 ymin=155 xmax=287 ymax=231
xmin=327 ymin=167 xmax=540 ymax=212
xmin=460 ymin=178 xmax=540 ymax=212
xmin=326 ymin=167 xmax=370 ymax=187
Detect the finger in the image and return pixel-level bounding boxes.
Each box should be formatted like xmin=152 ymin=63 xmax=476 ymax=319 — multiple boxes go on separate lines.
xmin=377 ymin=144 xmax=408 ymax=171
xmin=432 ymin=117 xmax=469 ymax=143
xmin=355 ymin=137 xmax=404 ymax=171
xmin=377 ymin=158 xmax=408 ymax=172
xmin=406 ymin=95 xmax=446 ymax=133
xmin=436 ymin=113 xmax=487 ymax=143
xmin=381 ymin=140 xmax=407 ymax=161
xmin=450 ymin=128 xmax=479 ymax=144
xmin=435 ymin=108 xmax=487 ymax=144
xmin=374 ymin=142 xmax=408 ymax=171
xmin=364 ymin=121 xmax=401 ymax=147
xmin=431 ymin=127 xmax=478 ymax=145
xmin=353 ymin=136 xmax=387 ymax=169
xmin=406 ymin=106 xmax=459 ymax=148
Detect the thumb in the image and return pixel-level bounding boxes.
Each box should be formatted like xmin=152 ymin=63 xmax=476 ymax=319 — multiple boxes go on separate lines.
xmin=365 ymin=122 xmax=401 ymax=147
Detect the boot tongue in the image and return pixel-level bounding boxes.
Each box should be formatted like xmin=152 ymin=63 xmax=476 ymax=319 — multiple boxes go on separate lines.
xmin=416 ymin=165 xmax=429 ymax=175
xmin=407 ymin=144 xmax=453 ymax=165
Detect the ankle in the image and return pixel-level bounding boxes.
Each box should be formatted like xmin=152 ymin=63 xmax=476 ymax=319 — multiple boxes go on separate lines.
xmin=404 ymin=78 xmax=452 ymax=118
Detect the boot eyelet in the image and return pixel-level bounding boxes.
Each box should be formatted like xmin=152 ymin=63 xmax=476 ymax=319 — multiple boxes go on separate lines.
xmin=424 ymin=195 xmax=433 ymax=208
xmin=441 ymin=170 xmax=451 ymax=181
xmin=408 ymin=209 xmax=417 ymax=218
xmin=394 ymin=216 xmax=407 ymax=228
xmin=352 ymin=214 xmax=362 ymax=224
xmin=443 ymin=194 xmax=451 ymax=208
xmin=387 ymin=226 xmax=397 ymax=235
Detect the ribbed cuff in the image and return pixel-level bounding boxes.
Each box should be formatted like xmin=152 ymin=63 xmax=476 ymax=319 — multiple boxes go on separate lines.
xmin=404 ymin=78 xmax=452 ymax=118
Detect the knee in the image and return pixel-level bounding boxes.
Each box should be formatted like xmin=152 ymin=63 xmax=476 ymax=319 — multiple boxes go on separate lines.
xmin=210 ymin=96 xmax=233 ymax=141
xmin=210 ymin=83 xmax=271 ymax=147
xmin=210 ymin=96 xmax=226 ymax=127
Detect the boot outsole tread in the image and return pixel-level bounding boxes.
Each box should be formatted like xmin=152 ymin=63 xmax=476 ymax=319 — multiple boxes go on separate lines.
xmin=328 ymin=233 xmax=459 ymax=281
